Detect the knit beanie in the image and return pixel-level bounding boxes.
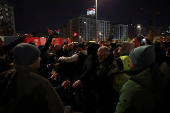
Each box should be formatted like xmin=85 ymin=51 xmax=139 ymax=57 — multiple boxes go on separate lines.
xmin=120 ymin=41 xmax=135 ymax=56
xmin=129 ymin=45 xmax=155 ymax=67
xmin=13 ymin=43 xmax=41 ymax=66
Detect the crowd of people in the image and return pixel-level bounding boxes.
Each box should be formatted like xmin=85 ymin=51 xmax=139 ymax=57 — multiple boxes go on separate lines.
xmin=0 ymin=29 xmax=170 ymax=113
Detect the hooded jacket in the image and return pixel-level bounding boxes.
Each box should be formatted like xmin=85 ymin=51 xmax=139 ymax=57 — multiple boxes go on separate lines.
xmin=115 ymin=63 xmax=167 ymax=113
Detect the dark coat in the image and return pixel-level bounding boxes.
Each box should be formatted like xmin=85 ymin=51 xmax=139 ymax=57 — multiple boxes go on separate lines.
xmin=14 ymin=65 xmax=64 ymax=113
xmin=79 ymin=55 xmax=100 ymax=86
xmin=38 ymin=35 xmax=53 ymax=78
xmin=96 ymin=56 xmax=119 ymax=113
xmin=0 ymin=56 xmax=10 ymax=74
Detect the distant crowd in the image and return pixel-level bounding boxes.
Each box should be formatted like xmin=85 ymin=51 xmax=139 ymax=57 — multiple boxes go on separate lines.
xmin=0 ymin=29 xmax=170 ymax=113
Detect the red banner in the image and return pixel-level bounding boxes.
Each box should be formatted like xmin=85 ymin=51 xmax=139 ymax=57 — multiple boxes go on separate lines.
xmin=24 ymin=37 xmax=71 ymax=46
xmin=24 ymin=37 xmax=41 ymax=46
xmin=51 ymin=38 xmax=71 ymax=45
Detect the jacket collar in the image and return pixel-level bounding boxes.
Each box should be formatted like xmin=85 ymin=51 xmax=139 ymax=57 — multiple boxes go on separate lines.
xmin=125 ymin=63 xmax=167 ymax=92
xmin=15 ymin=64 xmax=38 ymax=73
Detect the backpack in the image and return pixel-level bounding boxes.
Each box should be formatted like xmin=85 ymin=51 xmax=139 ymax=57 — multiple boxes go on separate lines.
xmin=0 ymin=69 xmax=17 ymax=113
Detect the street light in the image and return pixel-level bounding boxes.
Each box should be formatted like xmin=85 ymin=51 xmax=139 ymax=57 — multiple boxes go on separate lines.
xmin=95 ymin=0 xmax=98 ymax=43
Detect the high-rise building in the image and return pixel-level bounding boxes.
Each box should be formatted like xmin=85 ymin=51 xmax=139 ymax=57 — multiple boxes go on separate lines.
xmin=141 ymin=27 xmax=148 ymax=37
xmin=112 ymin=22 xmax=128 ymax=40
xmin=69 ymin=15 xmax=110 ymax=42
xmin=0 ymin=1 xmax=15 ymax=36
xmin=137 ymin=24 xmax=148 ymax=37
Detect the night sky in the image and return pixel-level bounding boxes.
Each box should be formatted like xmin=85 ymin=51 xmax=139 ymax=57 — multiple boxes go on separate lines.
xmin=5 ymin=0 xmax=170 ymax=33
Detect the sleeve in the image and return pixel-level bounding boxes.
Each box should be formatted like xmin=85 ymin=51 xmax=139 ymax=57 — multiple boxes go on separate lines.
xmin=0 ymin=36 xmax=26 ymax=53
xmin=40 ymin=35 xmax=53 ymax=55
xmin=59 ymin=54 xmax=79 ymax=63
xmin=54 ymin=85 xmax=65 ymax=94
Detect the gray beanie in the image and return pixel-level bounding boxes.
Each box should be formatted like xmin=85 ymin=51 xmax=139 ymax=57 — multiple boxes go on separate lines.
xmin=13 ymin=43 xmax=41 ymax=66
xmin=129 ymin=45 xmax=155 ymax=67
xmin=120 ymin=41 xmax=135 ymax=56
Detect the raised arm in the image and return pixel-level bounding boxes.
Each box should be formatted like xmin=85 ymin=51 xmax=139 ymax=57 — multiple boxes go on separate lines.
xmin=0 ymin=36 xmax=26 ymax=53
xmin=40 ymin=28 xmax=53 ymax=55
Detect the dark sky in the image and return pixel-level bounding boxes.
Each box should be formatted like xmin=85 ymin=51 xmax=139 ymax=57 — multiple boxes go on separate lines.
xmin=4 ymin=0 xmax=170 ymax=33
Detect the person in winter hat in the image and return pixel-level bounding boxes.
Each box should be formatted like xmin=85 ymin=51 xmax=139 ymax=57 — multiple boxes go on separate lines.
xmin=2 ymin=43 xmax=65 ymax=113
xmin=113 ymin=41 xmax=135 ymax=92
xmin=115 ymin=45 xmax=167 ymax=113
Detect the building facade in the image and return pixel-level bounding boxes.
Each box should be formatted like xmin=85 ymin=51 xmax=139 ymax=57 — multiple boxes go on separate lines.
xmin=0 ymin=1 xmax=15 ymax=36
xmin=112 ymin=23 xmax=128 ymax=40
xmin=69 ymin=15 xmax=110 ymax=42
xmin=60 ymin=23 xmax=70 ymax=38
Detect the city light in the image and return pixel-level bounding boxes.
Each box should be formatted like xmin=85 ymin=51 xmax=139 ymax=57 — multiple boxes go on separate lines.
xmin=74 ymin=33 xmax=77 ymax=37
xmin=84 ymin=22 xmax=86 ymax=24
xmin=162 ymin=37 xmax=165 ymax=41
xmin=137 ymin=26 xmax=141 ymax=28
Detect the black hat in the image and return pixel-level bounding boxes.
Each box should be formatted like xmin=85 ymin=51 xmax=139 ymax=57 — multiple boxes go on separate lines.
xmin=109 ymin=43 xmax=116 ymax=49
xmin=76 ymin=43 xmax=85 ymax=50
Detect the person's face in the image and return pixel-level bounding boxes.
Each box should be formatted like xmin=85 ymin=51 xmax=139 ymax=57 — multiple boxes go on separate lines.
xmin=30 ymin=57 xmax=41 ymax=69
xmin=129 ymin=59 xmax=135 ymax=69
xmin=109 ymin=46 xmax=113 ymax=50
xmin=131 ymin=38 xmax=140 ymax=48
xmin=49 ymin=46 xmax=54 ymax=51
xmin=98 ymin=50 xmax=107 ymax=62
xmin=54 ymin=45 xmax=60 ymax=52
xmin=118 ymin=46 xmax=122 ymax=53
xmin=113 ymin=50 xmax=119 ymax=58
xmin=68 ymin=44 xmax=74 ymax=50
xmin=98 ymin=42 xmax=102 ymax=47
xmin=2 ymin=54 xmax=6 ymax=59
xmin=63 ymin=45 xmax=68 ymax=50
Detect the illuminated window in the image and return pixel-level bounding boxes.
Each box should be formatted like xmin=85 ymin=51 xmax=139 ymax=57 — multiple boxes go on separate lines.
xmin=5 ymin=8 xmax=8 ymax=11
xmin=0 ymin=16 xmax=3 ymax=19
xmin=6 ymin=13 xmax=9 ymax=16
